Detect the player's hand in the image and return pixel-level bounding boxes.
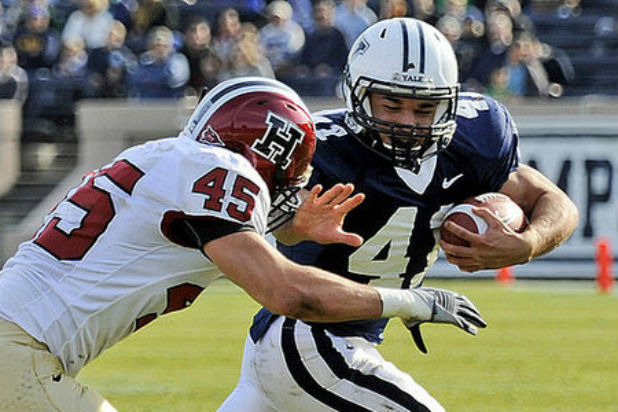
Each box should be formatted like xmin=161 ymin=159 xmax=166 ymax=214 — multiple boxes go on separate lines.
xmin=440 ymin=207 xmax=534 ymax=272
xmin=403 ymin=287 xmax=487 ymax=354
xmin=284 ymin=183 xmax=365 ymax=247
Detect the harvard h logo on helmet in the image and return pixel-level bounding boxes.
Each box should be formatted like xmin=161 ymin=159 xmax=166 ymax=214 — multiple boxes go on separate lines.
xmin=251 ymin=112 xmax=306 ymax=170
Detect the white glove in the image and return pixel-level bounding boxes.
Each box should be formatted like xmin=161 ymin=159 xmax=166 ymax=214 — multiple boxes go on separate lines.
xmin=377 ymin=286 xmax=487 ymax=353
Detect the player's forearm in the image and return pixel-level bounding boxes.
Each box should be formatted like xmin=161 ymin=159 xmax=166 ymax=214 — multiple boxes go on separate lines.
xmin=206 ymin=231 xmax=380 ymax=321
xmin=205 ymin=231 xmax=434 ymax=322
xmin=279 ymin=265 xmax=384 ymax=321
xmin=523 ymin=190 xmax=579 ymax=260
xmin=281 ymin=264 xmax=439 ymax=323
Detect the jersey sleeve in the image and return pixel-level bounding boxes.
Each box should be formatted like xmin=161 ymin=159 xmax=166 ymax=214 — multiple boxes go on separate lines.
xmin=161 ymin=213 xmax=255 ymax=250
xmin=484 ymin=98 xmax=520 ymax=192
xmin=462 ymin=95 xmax=520 ymax=192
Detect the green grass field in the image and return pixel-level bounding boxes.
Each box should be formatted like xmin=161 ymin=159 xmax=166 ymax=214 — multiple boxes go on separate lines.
xmin=79 ymin=279 xmax=618 ymax=412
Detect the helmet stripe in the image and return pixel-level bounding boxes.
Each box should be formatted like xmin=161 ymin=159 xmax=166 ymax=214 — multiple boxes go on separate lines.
xmin=415 ymin=20 xmax=426 ymax=74
xmin=183 ymin=77 xmax=307 ymax=141
xmin=209 ymin=79 xmax=278 ymax=105
xmin=399 ymin=19 xmax=409 ymax=72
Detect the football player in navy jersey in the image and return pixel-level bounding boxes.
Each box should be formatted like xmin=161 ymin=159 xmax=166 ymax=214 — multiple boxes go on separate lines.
xmin=218 ymin=18 xmax=578 ymax=412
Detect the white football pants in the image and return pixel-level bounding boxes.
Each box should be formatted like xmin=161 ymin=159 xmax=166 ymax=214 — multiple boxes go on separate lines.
xmin=218 ymin=316 xmax=445 ymax=412
xmin=0 ymin=319 xmax=117 ymax=412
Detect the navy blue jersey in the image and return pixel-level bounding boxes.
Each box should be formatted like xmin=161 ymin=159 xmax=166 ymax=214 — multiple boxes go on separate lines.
xmin=250 ymin=93 xmax=520 ymax=343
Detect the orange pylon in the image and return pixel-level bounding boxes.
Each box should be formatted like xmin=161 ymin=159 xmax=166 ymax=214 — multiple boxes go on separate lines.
xmin=595 ymin=237 xmax=615 ymax=293
xmin=496 ymin=266 xmax=514 ymax=286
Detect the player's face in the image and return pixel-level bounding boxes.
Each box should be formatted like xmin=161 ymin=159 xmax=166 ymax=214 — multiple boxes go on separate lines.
xmin=369 ymin=93 xmax=439 ymax=145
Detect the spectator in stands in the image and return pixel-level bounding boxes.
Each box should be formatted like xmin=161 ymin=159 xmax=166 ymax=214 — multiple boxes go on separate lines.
xmin=213 ymin=8 xmax=243 ymax=65
xmin=62 ymin=0 xmax=115 ymax=50
xmin=126 ymin=0 xmax=178 ymax=53
xmin=439 ymin=0 xmax=483 ymax=24
xmin=379 ymin=0 xmax=409 ymax=19
xmin=128 ymin=25 xmax=189 ymax=99
xmin=53 ymin=36 xmax=88 ymax=79
xmin=86 ymin=20 xmax=136 ymax=97
xmin=288 ymin=0 xmax=315 ymax=34
xmin=436 ymin=6 xmax=486 ymax=82
xmin=3 ymin=0 xmax=48 ymax=34
xmin=409 ymin=0 xmax=438 ymax=25
xmin=591 ymin=15 xmax=617 ymax=57
xmin=43 ymin=36 xmax=88 ymax=125
xmin=503 ymin=32 xmax=530 ymax=96
xmin=12 ymin=5 xmax=60 ymax=71
xmin=259 ymin=0 xmax=305 ymax=77
xmin=440 ymin=0 xmax=488 ymax=48
xmin=296 ymin=0 xmax=347 ymax=78
xmin=219 ymin=22 xmax=274 ymax=81
xmin=180 ymin=16 xmax=219 ymax=95
xmin=486 ymin=65 xmax=513 ymax=100
xmin=504 ymin=31 xmax=562 ymax=97
xmin=334 ymin=0 xmax=378 ymax=47
xmin=197 ymin=47 xmax=223 ymax=91
xmin=556 ymin=0 xmax=581 ymax=19
xmin=464 ymin=9 xmax=513 ymax=90
xmin=461 ymin=5 xmax=486 ymax=40
xmin=0 ymin=42 xmax=28 ymax=104
xmin=485 ymin=0 xmax=535 ymax=34
xmin=437 ymin=12 xmax=462 ymax=45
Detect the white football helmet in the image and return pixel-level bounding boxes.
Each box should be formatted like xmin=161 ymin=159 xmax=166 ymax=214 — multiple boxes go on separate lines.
xmin=343 ymin=18 xmax=459 ymax=171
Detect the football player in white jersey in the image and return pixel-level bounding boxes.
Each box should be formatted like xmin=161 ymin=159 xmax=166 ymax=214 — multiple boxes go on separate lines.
xmin=0 ymin=77 xmax=487 ymax=412
xmin=218 ymin=19 xmax=578 ymax=412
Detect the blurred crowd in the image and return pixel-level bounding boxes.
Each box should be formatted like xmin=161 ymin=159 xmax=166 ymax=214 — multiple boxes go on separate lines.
xmin=0 ymin=0 xmax=610 ymax=140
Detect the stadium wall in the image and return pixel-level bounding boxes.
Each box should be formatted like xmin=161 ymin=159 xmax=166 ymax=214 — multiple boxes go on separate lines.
xmin=0 ymin=101 xmax=21 ymax=198
xmin=1 ymin=97 xmax=617 ymax=279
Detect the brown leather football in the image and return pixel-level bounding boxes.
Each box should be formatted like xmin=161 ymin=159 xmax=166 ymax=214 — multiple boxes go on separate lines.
xmin=440 ymin=193 xmax=527 ymax=246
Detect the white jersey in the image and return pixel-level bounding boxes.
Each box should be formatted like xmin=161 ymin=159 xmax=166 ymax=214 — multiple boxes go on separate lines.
xmin=0 ymin=136 xmax=270 ymax=376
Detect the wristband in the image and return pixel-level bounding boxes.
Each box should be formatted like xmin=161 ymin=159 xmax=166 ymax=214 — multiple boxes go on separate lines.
xmin=376 ymin=287 xmax=432 ymax=320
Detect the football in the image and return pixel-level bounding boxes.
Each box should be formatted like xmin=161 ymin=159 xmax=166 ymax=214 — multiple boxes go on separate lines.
xmin=440 ymin=192 xmax=527 ymax=246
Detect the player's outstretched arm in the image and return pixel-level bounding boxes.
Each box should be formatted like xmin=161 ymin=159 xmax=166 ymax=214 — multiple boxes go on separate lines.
xmin=204 ymin=231 xmax=488 ymax=328
xmin=205 ymin=230 xmax=381 ymax=321
xmin=273 ymin=183 xmax=365 ymax=247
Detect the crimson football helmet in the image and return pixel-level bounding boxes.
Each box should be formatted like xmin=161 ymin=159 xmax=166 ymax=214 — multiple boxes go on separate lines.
xmin=181 ymin=77 xmax=316 ymax=230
